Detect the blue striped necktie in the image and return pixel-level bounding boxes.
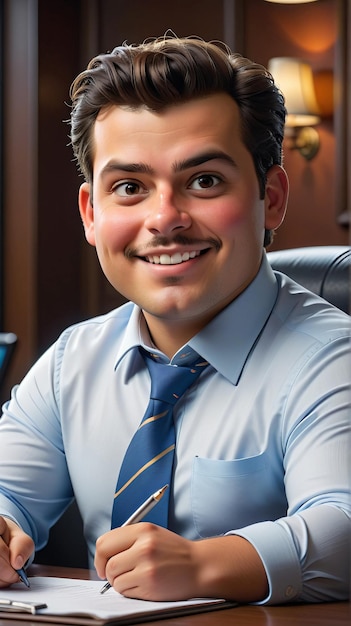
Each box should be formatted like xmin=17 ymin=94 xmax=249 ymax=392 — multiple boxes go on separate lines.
xmin=111 ymin=348 xmax=208 ymax=529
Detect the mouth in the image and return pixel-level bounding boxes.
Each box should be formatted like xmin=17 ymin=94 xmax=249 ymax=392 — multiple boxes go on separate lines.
xmin=144 ymin=250 xmax=205 ymax=265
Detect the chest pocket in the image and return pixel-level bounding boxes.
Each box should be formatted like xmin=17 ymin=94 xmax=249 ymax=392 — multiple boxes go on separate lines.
xmin=191 ymin=453 xmax=286 ymax=538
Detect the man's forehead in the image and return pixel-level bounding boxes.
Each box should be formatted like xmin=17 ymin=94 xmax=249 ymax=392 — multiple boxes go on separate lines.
xmin=95 ymin=92 xmax=239 ymax=123
xmin=91 ymin=93 xmax=244 ymax=174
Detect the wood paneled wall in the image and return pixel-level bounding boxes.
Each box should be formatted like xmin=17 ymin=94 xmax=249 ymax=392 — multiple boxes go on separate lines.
xmin=1 ymin=0 xmax=349 ymax=401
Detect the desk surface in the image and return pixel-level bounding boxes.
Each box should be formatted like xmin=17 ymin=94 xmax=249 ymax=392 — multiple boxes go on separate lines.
xmin=0 ymin=564 xmax=348 ymax=626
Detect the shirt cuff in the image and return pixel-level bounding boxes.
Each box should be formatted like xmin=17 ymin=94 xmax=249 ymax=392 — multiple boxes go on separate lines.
xmin=228 ymin=520 xmax=302 ymax=604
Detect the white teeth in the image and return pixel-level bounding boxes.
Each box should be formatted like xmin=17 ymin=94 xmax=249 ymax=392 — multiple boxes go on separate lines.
xmin=170 ymin=253 xmax=182 ymax=264
xmin=147 ymin=251 xmax=201 ymax=265
xmin=160 ymin=254 xmax=172 ymax=265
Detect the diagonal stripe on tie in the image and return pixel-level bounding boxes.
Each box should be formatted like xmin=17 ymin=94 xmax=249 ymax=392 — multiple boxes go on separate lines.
xmin=114 ymin=444 xmax=176 ymax=499
xmin=139 ymin=411 xmax=168 ymax=428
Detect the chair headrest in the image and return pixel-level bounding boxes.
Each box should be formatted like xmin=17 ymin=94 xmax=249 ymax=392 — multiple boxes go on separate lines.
xmin=267 ymin=246 xmax=351 ymax=314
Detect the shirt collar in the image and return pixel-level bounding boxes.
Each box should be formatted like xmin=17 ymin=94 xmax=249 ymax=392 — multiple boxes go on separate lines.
xmin=189 ymin=253 xmax=278 ymax=384
xmin=114 ymin=252 xmax=278 ymax=385
xmin=114 ymin=305 xmax=148 ymax=372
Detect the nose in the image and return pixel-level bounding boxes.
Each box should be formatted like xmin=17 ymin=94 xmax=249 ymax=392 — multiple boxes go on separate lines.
xmin=144 ymin=190 xmax=192 ymax=236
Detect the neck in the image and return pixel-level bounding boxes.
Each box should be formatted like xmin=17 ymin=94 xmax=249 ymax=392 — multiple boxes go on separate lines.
xmin=142 ymin=314 xmax=204 ymax=359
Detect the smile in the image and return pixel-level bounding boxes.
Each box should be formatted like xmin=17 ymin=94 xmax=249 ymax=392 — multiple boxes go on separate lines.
xmin=145 ymin=251 xmax=202 ymax=265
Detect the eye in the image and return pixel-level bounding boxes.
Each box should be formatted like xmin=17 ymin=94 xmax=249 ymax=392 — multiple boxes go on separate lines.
xmin=189 ymin=174 xmax=221 ymax=190
xmin=113 ymin=181 xmax=144 ymax=197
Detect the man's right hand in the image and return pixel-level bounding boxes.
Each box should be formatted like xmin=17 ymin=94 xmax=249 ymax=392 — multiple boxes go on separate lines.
xmin=0 ymin=516 xmax=34 ymax=587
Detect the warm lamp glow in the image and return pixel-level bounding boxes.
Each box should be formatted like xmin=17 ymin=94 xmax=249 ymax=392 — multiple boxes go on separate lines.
xmin=264 ymin=1 xmax=318 ymax=4
xmin=268 ymin=57 xmax=320 ymax=125
xmin=268 ymin=57 xmax=321 ymax=160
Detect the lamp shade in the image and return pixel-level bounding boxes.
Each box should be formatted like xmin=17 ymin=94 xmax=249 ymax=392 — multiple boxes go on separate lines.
xmin=264 ymin=1 xmax=318 ymax=4
xmin=268 ymin=57 xmax=320 ymax=126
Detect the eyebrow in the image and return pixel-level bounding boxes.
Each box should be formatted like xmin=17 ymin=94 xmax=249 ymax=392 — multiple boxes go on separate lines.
xmin=99 ymin=150 xmax=237 ymax=180
xmin=173 ymin=150 xmax=237 ymax=172
xmin=100 ymin=161 xmax=154 ymax=179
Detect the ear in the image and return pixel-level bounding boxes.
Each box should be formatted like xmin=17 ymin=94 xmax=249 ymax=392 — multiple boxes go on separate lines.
xmin=264 ymin=165 xmax=289 ymax=231
xmin=79 ymin=182 xmax=96 ymax=246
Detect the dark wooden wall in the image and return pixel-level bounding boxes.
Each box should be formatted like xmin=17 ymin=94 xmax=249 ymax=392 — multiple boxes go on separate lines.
xmin=1 ymin=0 xmax=349 ymax=402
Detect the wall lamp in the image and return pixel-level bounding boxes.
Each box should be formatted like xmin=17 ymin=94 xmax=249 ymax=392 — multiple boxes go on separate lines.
xmin=264 ymin=1 xmax=318 ymax=4
xmin=268 ymin=57 xmax=321 ymax=161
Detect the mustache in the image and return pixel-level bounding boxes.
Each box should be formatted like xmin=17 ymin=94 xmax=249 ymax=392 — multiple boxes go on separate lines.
xmin=126 ymin=235 xmax=221 ymax=258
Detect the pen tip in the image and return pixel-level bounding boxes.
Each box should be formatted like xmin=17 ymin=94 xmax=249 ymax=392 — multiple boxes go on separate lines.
xmin=154 ymin=484 xmax=168 ymax=501
xmin=16 ymin=569 xmax=30 ymax=588
xmin=100 ymin=582 xmax=111 ymax=594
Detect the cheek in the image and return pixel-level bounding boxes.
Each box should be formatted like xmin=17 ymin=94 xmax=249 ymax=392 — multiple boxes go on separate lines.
xmin=211 ymin=198 xmax=266 ymax=259
xmin=208 ymin=197 xmax=260 ymax=236
xmin=94 ymin=211 xmax=136 ymax=255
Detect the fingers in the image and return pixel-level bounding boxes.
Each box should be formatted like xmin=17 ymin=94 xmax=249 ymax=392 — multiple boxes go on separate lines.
xmin=0 ymin=516 xmax=34 ymax=588
xmin=95 ymin=524 xmax=137 ymax=580
xmin=5 ymin=517 xmax=34 ymax=570
xmin=95 ymin=523 xmax=162 ymax=599
xmin=0 ymin=518 xmax=19 ymax=587
xmin=0 ymin=533 xmax=19 ymax=587
xmin=95 ymin=523 xmax=197 ymax=601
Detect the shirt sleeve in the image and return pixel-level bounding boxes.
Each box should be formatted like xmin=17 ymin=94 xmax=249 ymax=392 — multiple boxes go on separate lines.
xmin=230 ymin=334 xmax=351 ymax=604
xmin=0 ymin=340 xmax=74 ymax=549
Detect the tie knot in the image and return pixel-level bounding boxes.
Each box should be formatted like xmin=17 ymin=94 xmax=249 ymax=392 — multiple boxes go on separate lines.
xmin=141 ymin=349 xmax=208 ymax=405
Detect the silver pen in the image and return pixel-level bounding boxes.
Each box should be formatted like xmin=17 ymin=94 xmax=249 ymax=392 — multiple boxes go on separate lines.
xmin=100 ymin=484 xmax=168 ymax=594
xmin=0 ymin=599 xmax=47 ymax=614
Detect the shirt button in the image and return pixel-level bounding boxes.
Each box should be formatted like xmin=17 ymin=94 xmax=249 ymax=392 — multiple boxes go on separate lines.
xmin=285 ymin=586 xmax=295 ymax=598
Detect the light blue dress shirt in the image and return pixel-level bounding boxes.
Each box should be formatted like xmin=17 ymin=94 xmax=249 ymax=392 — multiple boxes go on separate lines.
xmin=0 ymin=253 xmax=350 ymax=604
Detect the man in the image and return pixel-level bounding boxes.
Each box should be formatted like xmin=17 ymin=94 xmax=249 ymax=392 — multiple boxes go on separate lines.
xmin=0 ymin=36 xmax=349 ymax=605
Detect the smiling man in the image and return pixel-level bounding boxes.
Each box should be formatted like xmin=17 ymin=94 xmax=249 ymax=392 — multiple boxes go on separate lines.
xmin=0 ymin=36 xmax=349 ymax=606
xmin=79 ymin=93 xmax=287 ymax=356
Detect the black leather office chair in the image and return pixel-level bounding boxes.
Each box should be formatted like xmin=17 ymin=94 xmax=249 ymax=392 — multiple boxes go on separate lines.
xmin=267 ymin=245 xmax=351 ymax=314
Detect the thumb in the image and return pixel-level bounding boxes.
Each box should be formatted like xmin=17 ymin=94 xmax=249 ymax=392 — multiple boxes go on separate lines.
xmin=7 ymin=523 xmax=34 ymax=571
xmin=12 ymin=554 xmax=26 ymax=570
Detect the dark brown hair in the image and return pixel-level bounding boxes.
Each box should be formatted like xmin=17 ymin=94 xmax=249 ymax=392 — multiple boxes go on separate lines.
xmin=69 ymin=36 xmax=286 ymax=246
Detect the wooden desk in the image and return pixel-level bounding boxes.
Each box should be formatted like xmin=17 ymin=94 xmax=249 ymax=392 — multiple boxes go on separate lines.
xmin=0 ymin=564 xmax=348 ymax=626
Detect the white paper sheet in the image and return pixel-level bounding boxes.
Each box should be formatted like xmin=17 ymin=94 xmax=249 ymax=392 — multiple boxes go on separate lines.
xmin=0 ymin=577 xmax=225 ymax=620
